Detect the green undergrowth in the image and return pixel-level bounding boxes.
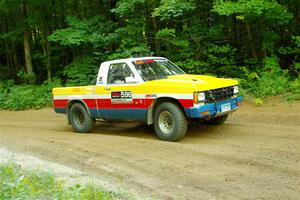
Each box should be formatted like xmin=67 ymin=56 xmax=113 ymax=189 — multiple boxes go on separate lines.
xmin=0 ymin=56 xmax=299 ymax=110
xmin=0 ymin=162 xmax=115 ymax=200
xmin=238 ymin=57 xmax=300 ymax=104
xmin=0 ymin=78 xmax=298 ymax=110
xmin=240 ymin=77 xmax=300 ymax=105
xmin=0 ymin=79 xmax=61 ymax=110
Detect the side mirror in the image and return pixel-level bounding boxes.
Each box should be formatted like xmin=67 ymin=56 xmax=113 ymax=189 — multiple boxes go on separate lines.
xmin=125 ymin=76 xmax=138 ymax=83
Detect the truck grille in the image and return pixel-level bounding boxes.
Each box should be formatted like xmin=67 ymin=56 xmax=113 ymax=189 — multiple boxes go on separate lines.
xmin=205 ymin=87 xmax=235 ymax=103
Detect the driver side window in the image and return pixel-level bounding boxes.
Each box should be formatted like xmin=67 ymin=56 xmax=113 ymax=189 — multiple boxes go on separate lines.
xmin=107 ymin=63 xmax=135 ymax=84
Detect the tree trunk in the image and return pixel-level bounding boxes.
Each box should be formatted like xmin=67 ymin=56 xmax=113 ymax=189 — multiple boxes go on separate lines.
xmin=23 ymin=26 xmax=34 ymax=75
xmin=22 ymin=0 xmax=34 ymax=76
xmin=12 ymin=43 xmax=19 ymax=76
xmin=5 ymin=41 xmax=11 ymax=73
xmin=42 ymin=37 xmax=51 ymax=81
xmin=46 ymin=41 xmax=51 ymax=81
xmin=152 ymin=16 xmax=161 ymax=55
xmin=41 ymin=2 xmax=52 ymax=81
xmin=245 ymin=22 xmax=258 ymax=62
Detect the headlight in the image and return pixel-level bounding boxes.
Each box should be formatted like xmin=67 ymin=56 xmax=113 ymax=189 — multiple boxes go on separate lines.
xmin=197 ymin=92 xmax=205 ymax=101
xmin=233 ymin=86 xmax=239 ymax=94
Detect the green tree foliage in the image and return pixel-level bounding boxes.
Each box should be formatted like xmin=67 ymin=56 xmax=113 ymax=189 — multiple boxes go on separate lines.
xmin=213 ymin=0 xmax=293 ymax=24
xmin=0 ymin=0 xmax=299 ymax=110
xmin=153 ymin=0 xmax=195 ymax=20
xmin=240 ymin=56 xmax=289 ymax=98
xmin=111 ymin=0 xmax=146 ymax=17
xmin=49 ymin=16 xmax=117 ymax=47
xmin=0 ymin=79 xmax=61 ymax=110
xmin=63 ymin=56 xmax=98 ymax=86
xmin=279 ymin=35 xmax=300 ymax=74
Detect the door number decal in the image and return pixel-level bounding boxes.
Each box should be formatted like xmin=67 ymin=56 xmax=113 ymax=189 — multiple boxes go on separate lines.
xmin=111 ymin=91 xmax=132 ymax=104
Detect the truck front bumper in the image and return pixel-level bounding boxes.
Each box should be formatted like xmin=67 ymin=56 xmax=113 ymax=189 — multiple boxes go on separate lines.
xmin=185 ymin=96 xmax=243 ymax=119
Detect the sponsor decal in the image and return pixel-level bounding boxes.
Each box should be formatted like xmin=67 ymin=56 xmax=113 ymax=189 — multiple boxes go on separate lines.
xmin=111 ymin=91 xmax=132 ymax=104
xmin=145 ymin=94 xmax=157 ymax=98
xmin=97 ymin=76 xmax=103 ymax=85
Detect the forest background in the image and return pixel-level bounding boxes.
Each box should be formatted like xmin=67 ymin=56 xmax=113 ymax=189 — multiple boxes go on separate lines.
xmin=0 ymin=0 xmax=299 ymax=110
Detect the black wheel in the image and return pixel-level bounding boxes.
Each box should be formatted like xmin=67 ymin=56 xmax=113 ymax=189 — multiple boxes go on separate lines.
xmin=153 ymin=102 xmax=187 ymax=141
xmin=69 ymin=103 xmax=95 ymax=133
xmin=207 ymin=114 xmax=228 ymax=125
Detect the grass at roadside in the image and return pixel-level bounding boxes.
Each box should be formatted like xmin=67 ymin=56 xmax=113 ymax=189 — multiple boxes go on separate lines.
xmin=0 ymin=162 xmax=114 ymax=200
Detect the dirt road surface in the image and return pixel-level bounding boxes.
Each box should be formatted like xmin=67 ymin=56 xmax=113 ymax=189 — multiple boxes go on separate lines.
xmin=1 ymin=99 xmax=300 ymax=200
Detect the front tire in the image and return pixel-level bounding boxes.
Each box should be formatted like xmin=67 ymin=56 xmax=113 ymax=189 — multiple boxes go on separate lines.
xmin=153 ymin=102 xmax=187 ymax=141
xmin=69 ymin=103 xmax=95 ymax=133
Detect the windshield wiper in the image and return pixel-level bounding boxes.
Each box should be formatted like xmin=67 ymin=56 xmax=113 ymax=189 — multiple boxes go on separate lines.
xmin=146 ymin=75 xmax=168 ymax=81
xmin=155 ymin=75 xmax=168 ymax=80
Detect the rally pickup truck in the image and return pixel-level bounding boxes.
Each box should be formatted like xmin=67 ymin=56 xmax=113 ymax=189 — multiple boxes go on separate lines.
xmin=53 ymin=57 xmax=242 ymax=141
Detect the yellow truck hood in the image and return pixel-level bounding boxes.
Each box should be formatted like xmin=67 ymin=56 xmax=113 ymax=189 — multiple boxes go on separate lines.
xmin=145 ymin=74 xmax=238 ymax=92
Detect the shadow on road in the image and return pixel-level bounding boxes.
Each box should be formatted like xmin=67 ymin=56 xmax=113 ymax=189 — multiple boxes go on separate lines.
xmin=84 ymin=120 xmax=232 ymax=142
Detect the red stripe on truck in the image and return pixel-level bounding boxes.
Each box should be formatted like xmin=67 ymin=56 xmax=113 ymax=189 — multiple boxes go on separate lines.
xmin=83 ymin=99 xmax=97 ymax=108
xmin=54 ymin=98 xmax=194 ymax=109
xmin=53 ymin=99 xmax=68 ymax=108
xmin=97 ymin=99 xmax=153 ymax=109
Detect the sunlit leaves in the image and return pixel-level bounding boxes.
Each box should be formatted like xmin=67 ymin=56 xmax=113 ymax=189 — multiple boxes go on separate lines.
xmin=293 ymin=36 xmax=300 ymax=47
xmin=63 ymin=56 xmax=98 ymax=86
xmin=213 ymin=0 xmax=293 ymax=24
xmin=153 ymin=0 xmax=195 ymax=20
xmin=111 ymin=0 xmax=146 ymax=17
xmin=155 ymin=28 xmax=176 ymax=39
xmin=48 ymin=16 xmax=117 ymax=47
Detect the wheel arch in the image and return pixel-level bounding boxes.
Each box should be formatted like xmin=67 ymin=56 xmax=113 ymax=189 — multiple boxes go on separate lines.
xmin=66 ymin=99 xmax=91 ymax=124
xmin=147 ymin=97 xmax=187 ymax=125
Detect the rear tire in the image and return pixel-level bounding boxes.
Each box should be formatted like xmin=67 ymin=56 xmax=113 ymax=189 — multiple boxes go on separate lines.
xmin=153 ymin=102 xmax=187 ymax=141
xmin=207 ymin=114 xmax=228 ymax=125
xmin=69 ymin=103 xmax=95 ymax=133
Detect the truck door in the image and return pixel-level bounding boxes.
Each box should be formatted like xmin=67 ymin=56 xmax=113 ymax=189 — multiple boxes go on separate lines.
xmin=102 ymin=62 xmax=147 ymax=121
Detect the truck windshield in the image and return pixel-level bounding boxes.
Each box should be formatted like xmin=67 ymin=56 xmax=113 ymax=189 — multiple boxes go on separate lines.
xmin=133 ymin=59 xmax=185 ymax=81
